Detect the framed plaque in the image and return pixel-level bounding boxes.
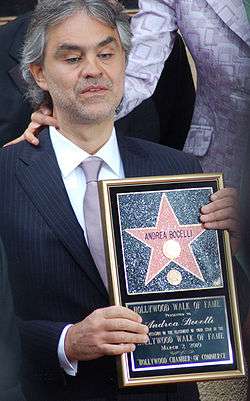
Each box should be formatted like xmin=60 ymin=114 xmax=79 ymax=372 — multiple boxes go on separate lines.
xmin=99 ymin=173 xmax=245 ymax=387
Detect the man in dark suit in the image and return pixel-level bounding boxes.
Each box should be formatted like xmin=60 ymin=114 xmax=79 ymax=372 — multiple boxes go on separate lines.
xmin=0 ymin=0 xmax=36 ymax=16
xmin=0 ymin=1 xmax=239 ymax=400
xmin=240 ymin=137 xmax=250 ymax=401
xmin=0 ymin=239 xmax=26 ymax=401
xmin=0 ymin=11 xmax=195 ymax=148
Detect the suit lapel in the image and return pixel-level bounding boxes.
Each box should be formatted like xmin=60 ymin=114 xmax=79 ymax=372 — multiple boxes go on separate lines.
xmin=16 ymin=129 xmax=108 ymax=299
xmin=206 ymin=0 xmax=250 ymax=46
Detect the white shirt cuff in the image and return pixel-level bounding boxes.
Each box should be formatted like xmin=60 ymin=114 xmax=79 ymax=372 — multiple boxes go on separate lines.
xmin=57 ymin=324 xmax=78 ymax=376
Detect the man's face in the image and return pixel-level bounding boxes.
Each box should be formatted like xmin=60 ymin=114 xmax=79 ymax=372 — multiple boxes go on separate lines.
xmin=31 ymin=11 xmax=126 ymax=124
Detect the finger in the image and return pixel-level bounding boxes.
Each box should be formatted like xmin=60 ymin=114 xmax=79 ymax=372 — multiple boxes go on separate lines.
xmin=23 ymin=122 xmax=43 ymax=145
xmin=31 ymin=111 xmax=58 ymax=127
xmin=104 ymin=318 xmax=148 ymax=334
xmin=210 ymin=188 xmax=238 ymax=202
xmin=102 ymin=343 xmax=136 ymax=356
xmin=100 ymin=306 xmax=143 ymax=323
xmin=200 ymin=207 xmax=238 ymax=223
xmin=202 ymin=219 xmax=240 ymax=231
xmin=104 ymin=331 xmax=149 ymax=345
xmin=3 ymin=134 xmax=25 ymax=147
xmin=201 ymin=198 xmax=238 ymax=214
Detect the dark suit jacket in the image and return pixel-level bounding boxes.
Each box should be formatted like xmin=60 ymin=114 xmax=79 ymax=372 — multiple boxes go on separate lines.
xmin=0 ymin=1 xmax=36 ymax=16
xmin=0 ymin=14 xmax=195 ymax=149
xmin=0 ymin=239 xmax=26 ymax=401
xmin=0 ymin=129 xmax=201 ymax=401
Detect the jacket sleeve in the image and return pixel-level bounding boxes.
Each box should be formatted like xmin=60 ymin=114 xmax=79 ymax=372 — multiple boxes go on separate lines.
xmin=17 ymin=318 xmax=70 ymax=371
xmin=0 ymin=239 xmax=26 ymax=401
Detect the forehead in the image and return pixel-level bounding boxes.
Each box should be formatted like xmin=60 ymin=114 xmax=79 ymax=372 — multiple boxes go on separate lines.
xmin=45 ymin=11 xmax=122 ymax=51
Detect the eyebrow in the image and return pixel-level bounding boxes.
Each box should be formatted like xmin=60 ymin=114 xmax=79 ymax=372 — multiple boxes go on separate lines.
xmin=55 ymin=44 xmax=82 ymax=56
xmin=96 ymin=36 xmax=118 ymax=49
xmin=55 ymin=36 xmax=119 ymax=56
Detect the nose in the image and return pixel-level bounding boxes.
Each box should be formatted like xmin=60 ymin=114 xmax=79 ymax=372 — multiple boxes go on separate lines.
xmin=80 ymin=56 xmax=103 ymax=79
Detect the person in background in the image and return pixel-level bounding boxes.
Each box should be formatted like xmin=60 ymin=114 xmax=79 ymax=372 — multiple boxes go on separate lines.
xmin=240 ymin=137 xmax=250 ymax=401
xmin=0 ymin=238 xmax=26 ymax=401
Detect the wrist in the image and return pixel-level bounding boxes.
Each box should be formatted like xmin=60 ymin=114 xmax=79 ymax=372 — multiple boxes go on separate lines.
xmin=64 ymin=325 xmax=76 ymax=362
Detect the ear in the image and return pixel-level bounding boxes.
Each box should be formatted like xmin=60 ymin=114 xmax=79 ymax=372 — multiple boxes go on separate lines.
xmin=29 ymin=64 xmax=49 ymax=91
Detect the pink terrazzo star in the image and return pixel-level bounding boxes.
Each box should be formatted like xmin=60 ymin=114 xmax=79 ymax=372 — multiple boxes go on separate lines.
xmin=125 ymin=194 xmax=206 ymax=285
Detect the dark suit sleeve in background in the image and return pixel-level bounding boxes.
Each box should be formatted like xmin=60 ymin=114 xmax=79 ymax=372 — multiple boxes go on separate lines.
xmin=116 ymin=33 xmax=195 ymax=149
xmin=0 ymin=239 xmax=26 ymax=401
xmin=0 ymin=1 xmax=36 ymax=17
xmin=152 ymin=33 xmax=196 ymax=150
xmin=0 ymin=14 xmax=33 ymax=147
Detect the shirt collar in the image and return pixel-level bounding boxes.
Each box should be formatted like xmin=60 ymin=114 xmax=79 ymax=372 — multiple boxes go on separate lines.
xmin=49 ymin=126 xmax=121 ymax=178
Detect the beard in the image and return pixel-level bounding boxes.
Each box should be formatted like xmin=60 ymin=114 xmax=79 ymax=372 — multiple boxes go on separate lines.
xmin=47 ymin=77 xmax=121 ymax=125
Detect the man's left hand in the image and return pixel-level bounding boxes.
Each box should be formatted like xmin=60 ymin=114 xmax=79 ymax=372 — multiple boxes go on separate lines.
xmin=200 ymin=188 xmax=240 ymax=255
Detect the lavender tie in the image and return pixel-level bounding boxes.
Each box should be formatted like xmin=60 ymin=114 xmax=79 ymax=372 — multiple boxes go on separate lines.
xmin=81 ymin=157 xmax=108 ymax=288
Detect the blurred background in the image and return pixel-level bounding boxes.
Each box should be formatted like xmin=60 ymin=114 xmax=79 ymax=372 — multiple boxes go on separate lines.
xmin=0 ymin=0 xmax=138 ymax=17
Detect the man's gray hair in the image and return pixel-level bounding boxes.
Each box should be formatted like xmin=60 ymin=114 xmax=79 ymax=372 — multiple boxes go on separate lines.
xmin=21 ymin=0 xmax=132 ymax=108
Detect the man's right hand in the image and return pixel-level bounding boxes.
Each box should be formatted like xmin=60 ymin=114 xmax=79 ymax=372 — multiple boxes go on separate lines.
xmin=64 ymin=306 xmax=149 ymax=362
xmin=4 ymin=106 xmax=56 ymax=147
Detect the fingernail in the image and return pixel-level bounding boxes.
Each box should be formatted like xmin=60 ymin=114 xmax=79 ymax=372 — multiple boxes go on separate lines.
xmin=211 ymin=194 xmax=217 ymax=201
xmin=131 ymin=344 xmax=136 ymax=351
xmin=200 ymin=208 xmax=206 ymax=215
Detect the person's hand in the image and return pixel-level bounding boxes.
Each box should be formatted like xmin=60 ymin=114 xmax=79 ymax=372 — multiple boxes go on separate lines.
xmin=3 ymin=106 xmax=57 ymax=147
xmin=64 ymin=306 xmax=149 ymax=362
xmin=200 ymin=188 xmax=240 ymax=255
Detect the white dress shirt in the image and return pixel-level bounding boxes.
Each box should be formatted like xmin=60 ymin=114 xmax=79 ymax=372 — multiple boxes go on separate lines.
xmin=50 ymin=126 xmax=124 ymax=376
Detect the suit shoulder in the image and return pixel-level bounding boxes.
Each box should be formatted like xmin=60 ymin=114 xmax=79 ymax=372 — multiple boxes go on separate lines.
xmin=122 ymin=136 xmax=202 ymax=174
xmin=0 ymin=140 xmax=27 ymax=164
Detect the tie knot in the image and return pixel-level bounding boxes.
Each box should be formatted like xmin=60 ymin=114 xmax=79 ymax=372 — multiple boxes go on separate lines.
xmin=81 ymin=157 xmax=103 ymax=183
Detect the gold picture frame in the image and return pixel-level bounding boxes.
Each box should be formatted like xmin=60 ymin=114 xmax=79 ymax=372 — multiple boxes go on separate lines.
xmin=99 ymin=173 xmax=245 ymax=387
